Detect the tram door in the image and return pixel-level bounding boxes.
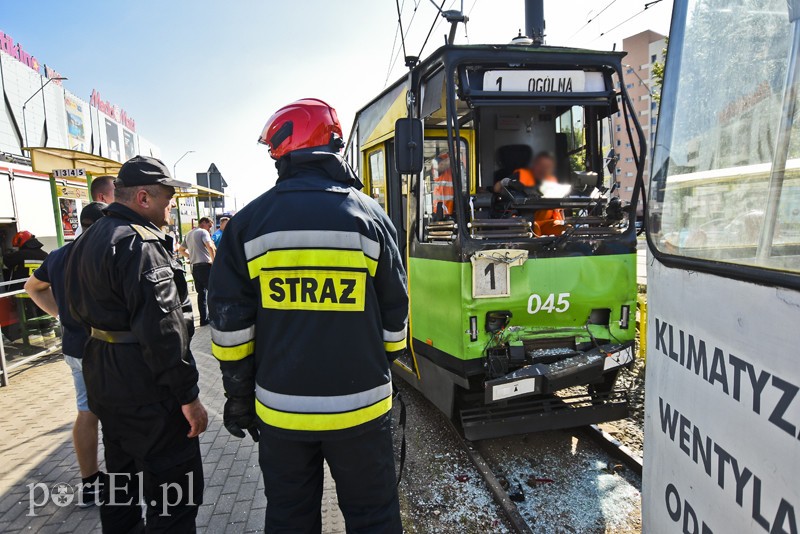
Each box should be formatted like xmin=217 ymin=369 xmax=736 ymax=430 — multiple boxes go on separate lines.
xmin=643 ymin=0 xmax=800 ymax=532
xmin=384 ymin=140 xmax=407 ymax=261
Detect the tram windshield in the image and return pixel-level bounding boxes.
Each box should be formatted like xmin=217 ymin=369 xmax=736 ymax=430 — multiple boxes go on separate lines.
xmin=419 ymin=98 xmax=629 ymax=240
xmin=649 ymin=0 xmax=800 ymax=273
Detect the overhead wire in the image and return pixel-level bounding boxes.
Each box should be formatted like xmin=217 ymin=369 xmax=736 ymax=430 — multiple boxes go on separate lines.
xmin=464 ymin=0 xmax=479 ymax=43
xmin=385 ymin=0 xmax=423 ymax=86
xmin=587 ymin=0 xmax=665 ymax=45
xmin=384 ymin=0 xmax=407 ymax=85
xmin=566 ymin=0 xmax=619 ymax=41
xmin=395 ymin=0 xmax=409 ymax=60
xmin=418 ymin=0 xmax=450 ymax=59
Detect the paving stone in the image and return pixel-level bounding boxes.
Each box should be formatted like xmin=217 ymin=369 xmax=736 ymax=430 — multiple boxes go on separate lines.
xmin=213 ymin=493 xmax=237 ymax=516
xmin=236 ymin=481 xmax=258 ymax=504
xmin=221 ymin=475 xmax=242 ymax=496
xmin=0 ymin=319 xmax=345 ymax=532
xmin=196 ymin=503 xmax=214 ymax=528
xmin=245 ymin=508 xmax=265 ymax=533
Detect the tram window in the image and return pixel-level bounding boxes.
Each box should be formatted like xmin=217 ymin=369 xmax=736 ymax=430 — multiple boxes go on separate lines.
xmin=420 ymin=138 xmax=468 ymax=236
xmin=555 ymin=106 xmax=586 ymax=172
xmin=650 ymin=0 xmax=800 ymax=275
xmin=367 ymin=149 xmax=387 ymax=210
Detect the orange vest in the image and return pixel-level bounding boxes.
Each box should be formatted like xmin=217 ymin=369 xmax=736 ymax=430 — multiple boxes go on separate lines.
xmin=433 ymin=170 xmax=455 ymax=215
xmin=534 ymin=175 xmax=565 ymax=236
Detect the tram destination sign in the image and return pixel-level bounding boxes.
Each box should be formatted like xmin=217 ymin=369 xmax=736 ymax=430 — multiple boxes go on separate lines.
xmin=483 ymin=70 xmax=605 ymax=93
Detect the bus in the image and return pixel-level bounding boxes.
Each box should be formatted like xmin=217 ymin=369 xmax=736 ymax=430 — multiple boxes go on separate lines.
xmin=644 ymin=0 xmax=800 ymax=531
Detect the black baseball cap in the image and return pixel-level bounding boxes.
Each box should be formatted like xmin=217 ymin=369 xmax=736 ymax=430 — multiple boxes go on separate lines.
xmin=115 ymin=155 xmax=191 ymax=188
xmin=80 ymin=202 xmax=108 ymax=229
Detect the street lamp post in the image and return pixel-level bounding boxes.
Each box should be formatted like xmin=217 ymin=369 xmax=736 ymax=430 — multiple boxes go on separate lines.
xmin=173 ymin=150 xmax=195 ymax=180
xmin=22 ymin=76 xmax=67 ymax=154
xmin=173 ymin=150 xmax=195 ymax=242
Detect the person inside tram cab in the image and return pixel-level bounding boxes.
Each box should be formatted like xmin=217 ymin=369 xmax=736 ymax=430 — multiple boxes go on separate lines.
xmin=432 ymin=152 xmax=455 ymax=217
xmin=493 ymin=151 xmax=566 ymax=236
xmin=530 ymin=151 xmax=566 ymax=236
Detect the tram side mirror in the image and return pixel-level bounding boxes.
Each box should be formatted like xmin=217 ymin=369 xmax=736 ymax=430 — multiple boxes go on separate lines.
xmin=394 ymin=118 xmax=424 ymax=174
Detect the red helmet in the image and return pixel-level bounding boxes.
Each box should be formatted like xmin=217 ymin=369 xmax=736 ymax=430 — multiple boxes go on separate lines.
xmin=258 ymin=98 xmax=343 ymax=160
xmin=12 ymin=231 xmax=32 ymax=248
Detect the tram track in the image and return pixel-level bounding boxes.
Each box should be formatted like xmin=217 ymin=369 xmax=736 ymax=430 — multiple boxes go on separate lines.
xmin=444 ymin=416 xmax=643 ymax=533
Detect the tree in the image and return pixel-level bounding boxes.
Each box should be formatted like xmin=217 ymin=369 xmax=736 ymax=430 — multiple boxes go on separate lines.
xmin=651 ymin=38 xmax=667 ymax=104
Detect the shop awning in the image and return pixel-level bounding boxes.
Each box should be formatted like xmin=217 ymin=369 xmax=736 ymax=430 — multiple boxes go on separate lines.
xmin=176 ymin=184 xmax=226 ymax=198
xmin=25 ymin=147 xmax=122 ymax=181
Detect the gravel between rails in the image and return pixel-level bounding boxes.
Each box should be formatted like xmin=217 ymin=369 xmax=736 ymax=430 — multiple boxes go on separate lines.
xmin=392 ymin=379 xmax=643 ymax=533
xmin=477 ymin=432 xmax=642 ymax=534
xmin=392 ymin=380 xmax=512 ymax=533
xmin=607 ymin=358 xmax=646 ymax=458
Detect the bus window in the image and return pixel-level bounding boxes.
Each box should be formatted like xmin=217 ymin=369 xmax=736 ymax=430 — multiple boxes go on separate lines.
xmin=649 ymin=0 xmax=800 ymax=274
xmin=367 ymin=149 xmax=387 ymax=210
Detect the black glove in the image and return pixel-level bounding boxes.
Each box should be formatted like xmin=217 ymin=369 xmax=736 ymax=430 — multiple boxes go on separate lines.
xmin=223 ymin=394 xmax=260 ymax=442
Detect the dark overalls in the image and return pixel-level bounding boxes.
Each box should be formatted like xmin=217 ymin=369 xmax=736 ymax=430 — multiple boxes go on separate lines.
xmin=65 ymin=203 xmax=203 ymax=533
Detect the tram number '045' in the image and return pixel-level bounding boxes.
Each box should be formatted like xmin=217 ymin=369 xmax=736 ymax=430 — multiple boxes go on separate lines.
xmin=528 ymin=293 xmax=571 ymax=314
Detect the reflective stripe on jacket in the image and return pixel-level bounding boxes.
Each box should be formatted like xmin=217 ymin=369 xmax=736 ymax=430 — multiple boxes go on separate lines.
xmin=208 ymin=151 xmax=408 ymax=440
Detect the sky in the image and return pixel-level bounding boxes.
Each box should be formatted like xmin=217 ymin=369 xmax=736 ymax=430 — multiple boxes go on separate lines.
xmin=3 ymin=0 xmax=672 ymax=207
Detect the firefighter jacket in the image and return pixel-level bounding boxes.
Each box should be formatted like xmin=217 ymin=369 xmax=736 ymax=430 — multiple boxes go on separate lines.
xmin=64 ymin=203 xmax=199 ymax=409
xmin=4 ymin=237 xmax=48 ymax=282
xmin=208 ymin=150 xmax=408 ymax=440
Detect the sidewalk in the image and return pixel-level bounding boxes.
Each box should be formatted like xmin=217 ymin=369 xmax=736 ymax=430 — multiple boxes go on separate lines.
xmin=0 ymin=326 xmax=346 ymax=533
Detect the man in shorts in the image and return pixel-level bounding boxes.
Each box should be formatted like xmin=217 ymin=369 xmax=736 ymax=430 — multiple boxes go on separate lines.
xmin=25 ymin=202 xmax=108 ymax=506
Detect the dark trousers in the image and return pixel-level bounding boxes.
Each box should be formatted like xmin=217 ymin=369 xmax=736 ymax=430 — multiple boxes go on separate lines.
xmin=258 ymin=417 xmax=402 ymax=533
xmin=95 ymin=399 xmax=204 ymax=533
xmin=191 ymin=263 xmax=211 ymax=324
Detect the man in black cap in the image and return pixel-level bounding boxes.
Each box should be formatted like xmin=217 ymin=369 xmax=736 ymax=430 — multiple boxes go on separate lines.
xmin=26 ymin=202 xmax=108 ymax=507
xmin=65 ymin=156 xmax=207 ymax=533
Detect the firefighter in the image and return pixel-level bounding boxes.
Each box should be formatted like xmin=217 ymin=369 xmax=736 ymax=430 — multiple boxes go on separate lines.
xmin=4 ymin=231 xmax=48 ymax=281
xmin=65 ymin=156 xmax=207 ymax=533
xmin=208 ymin=98 xmax=408 ymax=533
xmin=4 ymin=231 xmax=50 ymax=334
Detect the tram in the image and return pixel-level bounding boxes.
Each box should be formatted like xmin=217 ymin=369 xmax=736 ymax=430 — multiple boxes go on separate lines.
xmin=644 ymin=0 xmax=800 ymax=532
xmin=345 ymin=1 xmax=646 ymax=439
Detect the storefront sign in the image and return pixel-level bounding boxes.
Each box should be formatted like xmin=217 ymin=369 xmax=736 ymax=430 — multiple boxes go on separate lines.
xmin=90 ymin=90 xmax=136 ymax=132
xmin=0 ymin=30 xmax=40 ymax=73
xmin=0 ymin=30 xmax=63 ymax=85
xmin=64 ymin=95 xmax=86 ymax=151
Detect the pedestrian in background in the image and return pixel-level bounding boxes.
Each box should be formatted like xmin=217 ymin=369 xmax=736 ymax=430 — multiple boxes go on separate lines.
xmin=209 ymin=99 xmax=407 ymax=533
xmin=65 ymin=156 xmax=207 ymax=533
xmin=211 ymin=216 xmax=229 ymax=248
xmin=25 ymin=202 xmax=108 ymax=506
xmin=90 ymin=176 xmax=116 ymax=204
xmin=179 ymin=217 xmax=216 ymax=326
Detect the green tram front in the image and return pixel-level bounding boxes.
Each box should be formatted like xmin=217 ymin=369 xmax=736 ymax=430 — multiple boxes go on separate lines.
xmin=345 ymin=44 xmax=646 ymax=440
